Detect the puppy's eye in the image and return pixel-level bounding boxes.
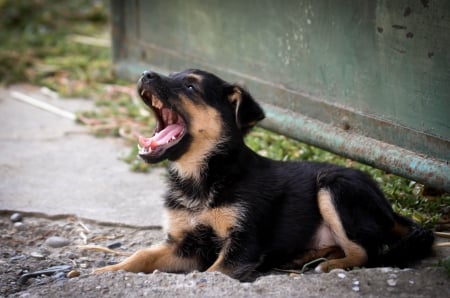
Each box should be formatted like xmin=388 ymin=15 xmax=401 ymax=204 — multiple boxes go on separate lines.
xmin=186 ymin=85 xmax=195 ymax=92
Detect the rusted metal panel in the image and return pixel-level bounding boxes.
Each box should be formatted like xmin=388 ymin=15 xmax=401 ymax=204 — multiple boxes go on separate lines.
xmin=110 ymin=0 xmax=450 ymax=191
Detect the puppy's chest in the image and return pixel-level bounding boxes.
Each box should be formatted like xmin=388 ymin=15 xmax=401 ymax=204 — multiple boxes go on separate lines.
xmin=163 ymin=205 xmax=242 ymax=242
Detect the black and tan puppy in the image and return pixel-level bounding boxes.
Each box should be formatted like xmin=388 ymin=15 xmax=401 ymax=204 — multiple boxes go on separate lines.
xmin=95 ymin=69 xmax=434 ymax=280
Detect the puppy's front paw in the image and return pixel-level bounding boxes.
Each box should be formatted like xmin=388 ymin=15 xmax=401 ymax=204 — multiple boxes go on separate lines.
xmin=93 ymin=264 xmax=121 ymax=274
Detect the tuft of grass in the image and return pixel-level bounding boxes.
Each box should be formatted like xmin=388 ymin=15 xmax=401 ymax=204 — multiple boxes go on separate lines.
xmin=0 ymin=0 xmax=112 ymax=94
xmin=1 ymin=0 xmax=448 ymax=228
xmin=437 ymin=257 xmax=450 ymax=276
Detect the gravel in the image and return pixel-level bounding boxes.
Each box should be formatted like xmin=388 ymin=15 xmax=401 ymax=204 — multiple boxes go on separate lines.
xmin=1 ymin=212 xmax=449 ymax=297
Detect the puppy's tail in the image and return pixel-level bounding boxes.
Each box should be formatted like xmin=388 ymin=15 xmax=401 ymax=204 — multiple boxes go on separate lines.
xmin=375 ymin=213 xmax=434 ymax=268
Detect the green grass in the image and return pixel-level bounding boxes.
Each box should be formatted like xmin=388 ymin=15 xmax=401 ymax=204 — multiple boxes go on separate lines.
xmin=0 ymin=0 xmax=113 ymax=93
xmin=438 ymin=257 xmax=450 ymax=276
xmin=1 ymin=0 xmax=448 ymax=228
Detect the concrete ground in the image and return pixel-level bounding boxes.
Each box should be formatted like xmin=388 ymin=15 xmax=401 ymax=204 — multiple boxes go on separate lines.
xmin=0 ymin=84 xmax=166 ymax=227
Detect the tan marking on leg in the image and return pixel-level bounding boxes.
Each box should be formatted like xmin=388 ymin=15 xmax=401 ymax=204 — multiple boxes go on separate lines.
xmin=205 ymin=229 xmax=238 ymax=278
xmin=283 ymin=246 xmax=345 ymax=269
xmin=94 ymin=243 xmax=199 ymax=274
xmin=206 ymin=249 xmax=233 ymax=276
xmin=316 ymin=189 xmax=368 ymax=272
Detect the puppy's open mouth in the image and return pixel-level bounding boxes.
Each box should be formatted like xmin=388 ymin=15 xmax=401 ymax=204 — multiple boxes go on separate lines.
xmin=138 ymin=91 xmax=186 ymax=157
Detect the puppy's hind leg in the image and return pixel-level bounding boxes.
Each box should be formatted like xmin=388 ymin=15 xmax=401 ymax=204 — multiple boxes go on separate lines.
xmin=315 ymin=189 xmax=368 ymax=272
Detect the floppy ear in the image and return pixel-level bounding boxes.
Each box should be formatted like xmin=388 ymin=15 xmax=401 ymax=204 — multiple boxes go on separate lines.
xmin=228 ymin=85 xmax=265 ymax=134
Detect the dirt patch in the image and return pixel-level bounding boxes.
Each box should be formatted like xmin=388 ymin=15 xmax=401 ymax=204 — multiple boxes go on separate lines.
xmin=0 ymin=211 xmax=162 ymax=296
xmin=1 ymin=211 xmax=449 ymax=297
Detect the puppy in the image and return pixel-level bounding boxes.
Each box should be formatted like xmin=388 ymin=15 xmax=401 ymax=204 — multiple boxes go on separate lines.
xmin=95 ymin=69 xmax=434 ymax=280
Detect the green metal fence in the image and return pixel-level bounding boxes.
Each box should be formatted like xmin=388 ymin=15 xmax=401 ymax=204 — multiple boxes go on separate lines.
xmin=110 ymin=0 xmax=450 ymax=191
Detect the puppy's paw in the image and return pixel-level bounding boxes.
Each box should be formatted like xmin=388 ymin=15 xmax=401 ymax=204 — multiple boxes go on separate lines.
xmin=314 ymin=261 xmax=332 ymax=273
xmin=314 ymin=264 xmax=325 ymax=273
xmin=93 ymin=265 xmax=120 ymax=274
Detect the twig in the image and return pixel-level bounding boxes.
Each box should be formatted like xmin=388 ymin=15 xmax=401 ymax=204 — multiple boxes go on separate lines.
xmin=434 ymin=232 xmax=450 ymax=239
xmin=10 ymin=91 xmax=75 ymax=120
xmin=274 ymin=257 xmax=328 ymax=275
xmin=78 ymin=245 xmax=132 ymax=256
xmin=434 ymin=242 xmax=450 ymax=248
xmin=78 ymin=220 xmax=91 ymax=233
xmin=69 ymin=34 xmax=110 ymax=47
xmin=79 ymin=232 xmax=88 ymax=245
xmin=273 ymin=268 xmax=302 ymax=274
xmin=300 ymin=257 xmax=328 ymax=273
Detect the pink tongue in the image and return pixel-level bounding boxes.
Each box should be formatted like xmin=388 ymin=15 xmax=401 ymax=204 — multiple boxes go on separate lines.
xmin=139 ymin=124 xmax=184 ymax=150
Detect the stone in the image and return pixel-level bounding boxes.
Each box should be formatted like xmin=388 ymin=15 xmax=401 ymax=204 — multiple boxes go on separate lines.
xmin=67 ymin=270 xmax=80 ymax=278
xmin=30 ymin=252 xmax=45 ymax=259
xmin=13 ymin=222 xmax=25 ymax=230
xmin=10 ymin=213 xmax=23 ymax=222
xmin=45 ymin=236 xmax=70 ymax=248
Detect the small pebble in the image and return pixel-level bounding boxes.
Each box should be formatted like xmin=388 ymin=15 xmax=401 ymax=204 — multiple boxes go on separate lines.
xmin=330 ymin=268 xmax=346 ymax=274
xmin=30 ymin=252 xmax=45 ymax=259
xmin=54 ymin=272 xmax=66 ymax=280
xmin=352 ymin=286 xmax=360 ymax=292
xmin=10 ymin=255 xmax=25 ymax=261
xmin=45 ymin=236 xmax=70 ymax=248
xmin=337 ymin=272 xmax=346 ymax=279
xmin=13 ymin=222 xmax=25 ymax=230
xmin=387 ymin=279 xmax=397 ymax=286
xmin=107 ymin=242 xmax=122 ymax=249
xmin=106 ymin=261 xmax=118 ymax=266
xmin=10 ymin=213 xmax=23 ymax=222
xmin=67 ymin=270 xmax=80 ymax=278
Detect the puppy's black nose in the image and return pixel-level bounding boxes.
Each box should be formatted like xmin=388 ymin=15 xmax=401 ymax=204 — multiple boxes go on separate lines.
xmin=141 ymin=70 xmax=158 ymax=81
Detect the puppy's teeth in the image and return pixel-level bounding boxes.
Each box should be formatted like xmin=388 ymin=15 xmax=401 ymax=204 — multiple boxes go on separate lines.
xmin=151 ymin=95 xmax=163 ymax=109
xmin=141 ymin=90 xmax=145 ymax=97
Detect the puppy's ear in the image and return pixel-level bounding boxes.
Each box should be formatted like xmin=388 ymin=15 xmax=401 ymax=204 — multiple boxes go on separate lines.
xmin=228 ymin=85 xmax=265 ymax=134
